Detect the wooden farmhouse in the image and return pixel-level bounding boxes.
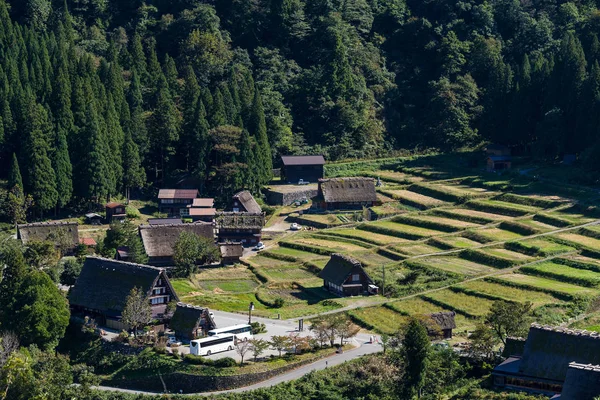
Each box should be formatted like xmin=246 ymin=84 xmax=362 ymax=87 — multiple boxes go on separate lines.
xmin=169 ymin=302 xmax=216 ymax=341
xmin=229 ymin=190 xmax=262 ymax=213
xmin=215 ymin=212 xmax=264 ymax=246
xmin=493 ymin=324 xmax=600 ymax=397
xmin=139 ymin=223 xmax=215 ymax=266
xmin=183 ymin=198 xmax=216 ymax=222
xmin=280 ymin=155 xmax=325 ymax=184
xmin=105 ymin=202 xmax=127 ymax=221
xmin=319 ymin=254 xmax=376 ymax=296
xmin=486 ymin=144 xmax=512 ymax=172
xmin=314 ymin=177 xmax=378 ymax=210
xmin=157 ymin=189 xmax=199 ymax=217
xmin=219 ymin=242 xmax=243 ymax=265
xmin=69 ymin=257 xmax=179 ymax=330
xmin=17 ymin=221 xmax=79 ymax=252
xmin=428 ymin=311 xmax=456 ymax=339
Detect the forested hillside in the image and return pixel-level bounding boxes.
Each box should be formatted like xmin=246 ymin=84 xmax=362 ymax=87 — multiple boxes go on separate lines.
xmin=1 ymin=0 xmax=600 ymax=213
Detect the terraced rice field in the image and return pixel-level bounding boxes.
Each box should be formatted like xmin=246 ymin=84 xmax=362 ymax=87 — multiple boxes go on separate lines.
xmin=266 ymin=246 xmax=324 ymax=261
xmin=411 ymin=256 xmax=494 ymax=276
xmin=436 ymin=208 xmax=512 ymax=222
xmin=349 ymin=307 xmax=408 ymax=334
xmin=372 ymin=221 xmax=445 ymax=237
xmin=352 ymin=250 xmax=398 ymax=266
xmin=553 ymin=233 xmax=600 ymax=250
xmin=386 ymin=298 xmax=475 ymax=333
xmin=422 ymin=290 xmax=495 ymax=317
xmin=257 ymin=266 xmax=317 ymax=282
xmin=545 ymin=211 xmax=596 ymax=225
xmin=432 ymin=183 xmax=497 ymax=198
xmin=199 ymin=280 xmax=259 ymax=293
xmin=382 ymin=189 xmax=449 ymax=208
xmin=374 ymin=170 xmax=425 ymax=184
xmin=523 ymin=262 xmax=600 ymax=287
xmin=326 ymin=228 xmax=408 ymax=245
xmin=430 ymin=236 xmax=481 ymax=249
xmin=250 ymin=255 xmax=290 ymax=267
xmin=493 ymin=273 xmax=600 ymax=297
xmin=402 ymin=215 xmax=480 ymax=229
xmin=466 ymin=227 xmax=525 ymax=242
xmin=567 ymin=255 xmax=600 ymax=266
xmin=466 ymin=199 xmax=540 ymax=216
xmin=391 ymin=243 xmax=445 ymax=256
xmin=457 ymin=280 xmax=560 ymax=306
xmin=479 ymin=248 xmax=534 ymax=262
xmin=516 ymin=218 xmax=560 ymax=232
xmin=509 ymin=238 xmax=575 ymax=255
xmin=294 ymin=237 xmax=369 ymax=252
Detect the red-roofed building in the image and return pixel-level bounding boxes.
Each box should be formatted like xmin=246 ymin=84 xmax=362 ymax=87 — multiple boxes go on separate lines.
xmin=79 ymin=237 xmax=97 ymax=247
xmin=181 ymin=198 xmax=216 ymax=222
xmin=157 ymin=189 xmax=199 ymax=217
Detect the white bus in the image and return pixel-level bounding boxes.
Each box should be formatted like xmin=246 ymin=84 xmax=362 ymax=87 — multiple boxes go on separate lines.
xmin=190 ymin=334 xmax=235 ymax=356
xmin=207 ymin=324 xmax=253 ymax=341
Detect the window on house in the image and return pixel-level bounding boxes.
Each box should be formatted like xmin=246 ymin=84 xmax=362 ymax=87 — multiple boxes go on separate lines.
xmin=352 ymin=274 xmax=360 ymax=282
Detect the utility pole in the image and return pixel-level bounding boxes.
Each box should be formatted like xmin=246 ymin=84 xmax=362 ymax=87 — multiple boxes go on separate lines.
xmin=248 ymin=301 xmax=255 ymax=324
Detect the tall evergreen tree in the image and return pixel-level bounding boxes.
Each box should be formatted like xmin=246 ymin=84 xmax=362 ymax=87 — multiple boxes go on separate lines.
xmin=164 ymin=55 xmax=179 ymax=95
xmin=130 ymin=32 xmax=148 ymax=83
xmin=8 ymin=152 xmax=23 ymax=190
xmin=249 ymin=87 xmax=273 ymax=184
xmin=52 ymin=128 xmax=72 ymax=209
xmin=127 ymin=71 xmax=148 ymax=158
xmin=401 ymin=318 xmax=430 ymax=398
xmin=81 ymin=102 xmax=110 ymax=200
xmin=210 ymin=87 xmax=227 ymax=127
xmin=149 ymin=76 xmax=180 ymax=181
xmin=122 ymin=130 xmax=145 ymax=200
xmin=191 ymin=100 xmax=210 ymax=181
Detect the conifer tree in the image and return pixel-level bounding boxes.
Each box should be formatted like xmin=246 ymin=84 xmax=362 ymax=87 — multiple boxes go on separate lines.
xmin=52 ymin=129 xmax=72 ymax=209
xmin=122 ymin=130 xmax=145 ymax=200
xmin=192 ymin=100 xmax=210 ymax=181
xmin=164 ymin=55 xmax=180 ymax=95
xmin=130 ymin=32 xmax=148 ymax=83
xmin=210 ymin=87 xmax=227 ymax=127
xmin=238 ymin=129 xmax=257 ymax=191
xmin=249 ymin=87 xmax=272 ymax=184
xmin=8 ymin=152 xmax=23 ymax=190
xmin=128 ymin=71 xmax=148 ymax=158
xmin=181 ymin=66 xmax=200 ymax=169
xmin=81 ymin=102 xmax=110 ymax=200
xmin=146 ymin=38 xmax=162 ymax=89
xmin=221 ymin=83 xmax=236 ymax=125
xmin=104 ymin=95 xmax=124 ymax=195
xmin=149 ymin=76 xmax=180 ymax=181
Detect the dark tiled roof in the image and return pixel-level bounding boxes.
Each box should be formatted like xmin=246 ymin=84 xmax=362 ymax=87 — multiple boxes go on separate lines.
xmin=68 ymin=257 xmax=179 ymax=315
xmin=219 ymin=242 xmax=243 ymax=258
xmin=216 ymin=212 xmax=264 ymax=230
xmin=519 ymin=324 xmax=600 ymax=382
xmin=148 ymin=218 xmax=183 ymax=225
xmin=17 ymin=221 xmax=79 ymax=246
xmin=139 ymin=223 xmax=214 ymax=258
xmin=158 ymin=189 xmax=199 ymax=200
xmin=232 ymin=191 xmax=262 ymax=213
xmin=561 ymin=362 xmax=600 ymax=400
xmin=429 ymin=311 xmax=456 ymax=330
xmin=318 ymin=254 xmax=371 ymax=286
xmin=106 ymin=202 xmax=125 ymax=209
xmin=318 ymin=177 xmax=377 ymax=203
xmin=281 ymin=155 xmax=325 ymax=166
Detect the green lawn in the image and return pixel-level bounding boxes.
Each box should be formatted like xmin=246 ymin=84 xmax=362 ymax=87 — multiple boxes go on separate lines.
xmin=553 ymin=233 xmax=600 ymax=250
xmin=524 ymin=262 xmax=600 ymax=287
xmin=348 ymin=307 xmax=408 ymax=334
xmin=430 ymin=236 xmax=482 ymax=249
xmin=411 ymin=256 xmax=495 ymax=276
xmin=493 ymin=273 xmax=600 ymax=297
xmin=266 ymin=246 xmax=326 ymax=261
xmin=509 ymin=238 xmax=575 ymax=255
xmin=374 ymin=221 xmax=445 ymax=237
xmin=184 ymin=293 xmax=268 ymax=313
xmin=326 ymin=228 xmax=408 ymax=245
xmin=198 ymin=280 xmax=259 ymax=293
xmin=422 ymin=290 xmax=496 ymax=318
xmin=256 ymin=266 xmax=317 ymax=282
xmin=456 ymin=280 xmax=560 ymax=307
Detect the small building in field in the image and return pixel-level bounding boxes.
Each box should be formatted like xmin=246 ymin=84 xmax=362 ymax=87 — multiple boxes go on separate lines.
xmin=215 ymin=212 xmax=264 ymax=246
xmin=280 ymin=155 xmax=325 ymax=184
xmin=139 ymin=223 xmax=215 ymax=266
xmin=158 ymin=189 xmax=199 ymax=217
xmin=170 ymin=302 xmax=216 ymax=341
xmin=105 ymin=202 xmax=127 ymax=221
xmin=115 ymin=246 xmax=129 ymax=261
xmin=493 ymin=324 xmax=600 ymax=397
xmin=229 ymin=191 xmax=262 ymax=213
xmin=17 ymin=221 xmax=79 ymax=252
xmin=85 ymin=213 xmax=103 ymax=225
xmin=428 ymin=311 xmax=456 ymax=339
xmin=314 ymin=177 xmax=378 ymax=210
xmin=319 ymin=254 xmax=375 ymax=297
xmin=219 ymin=242 xmax=243 ymax=265
xmin=486 ymin=143 xmax=511 ymax=157
xmin=69 ymin=257 xmax=179 ymax=330
xmin=79 ymin=237 xmax=97 ymax=248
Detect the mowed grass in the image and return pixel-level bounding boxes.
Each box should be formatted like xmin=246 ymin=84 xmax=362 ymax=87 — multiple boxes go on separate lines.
xmin=185 ymin=293 xmax=268 ymax=313
xmin=257 ymin=266 xmax=317 ymax=282
xmin=373 ymin=221 xmax=445 ymax=237
xmin=294 ymin=237 xmax=368 ymax=252
xmin=546 ymin=211 xmax=596 ymax=224
xmin=326 ymin=228 xmax=408 ymax=245
xmin=387 ymin=298 xmax=474 ymax=333
xmin=510 ymin=238 xmax=575 ymax=255
xmin=352 ymin=250 xmax=398 ymax=266
xmin=402 ymin=215 xmax=480 ymax=229
xmin=431 ymin=236 xmax=482 ymax=249
xmin=412 ymin=256 xmax=494 ymax=276
xmin=349 ymin=307 xmax=408 ymax=334
xmin=457 ymin=281 xmax=560 ymax=307
xmin=480 ymin=248 xmax=534 ymax=261
xmin=466 ymin=227 xmax=525 ymax=242
xmin=493 ymin=273 xmax=600 ymax=297
xmin=515 ymin=218 xmax=560 ymax=232
xmin=436 ymin=208 xmax=512 ymax=222
xmin=422 ymin=290 xmax=495 ymax=318
xmin=198 ymin=280 xmax=259 ymax=293
xmin=553 ymin=233 xmax=600 ymax=250
xmin=250 ymin=255 xmax=289 ymax=267
xmin=266 ymin=246 xmax=325 ymax=261
xmin=382 ymin=189 xmax=449 ymax=208
xmin=525 ymin=262 xmax=600 ymax=287
xmin=390 ymin=243 xmax=445 ymax=256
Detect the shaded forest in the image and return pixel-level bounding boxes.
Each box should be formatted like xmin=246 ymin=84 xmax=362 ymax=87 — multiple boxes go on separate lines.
xmin=2 ymin=0 xmax=600 ymax=213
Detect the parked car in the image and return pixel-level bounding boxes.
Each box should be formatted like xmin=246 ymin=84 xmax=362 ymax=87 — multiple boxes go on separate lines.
xmin=298 ymin=179 xmax=309 ymax=185
xmin=290 ymin=223 xmax=301 ymax=231
xmin=167 ymin=336 xmax=182 ymax=347
xmin=253 ymin=242 xmax=265 ymax=251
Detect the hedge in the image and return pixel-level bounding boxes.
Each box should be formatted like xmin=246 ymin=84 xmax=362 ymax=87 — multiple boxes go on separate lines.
xmin=432 ymin=209 xmax=495 ymax=224
xmin=498 ymin=221 xmax=540 ymax=236
xmin=255 ymin=288 xmax=284 ymax=308
xmin=554 ymin=257 xmax=600 ymax=273
xmin=504 ymin=241 xmax=542 ymax=257
xmin=183 ymin=354 xmax=237 ymax=367
xmin=466 ymin=200 xmax=534 ymax=217
xmin=376 ymin=247 xmax=406 ymax=261
xmin=302 ymin=262 xmax=323 ymax=274
xmin=426 ymin=238 xmax=455 ymax=250
xmin=305 ymin=233 xmax=374 ymax=248
xmin=382 ymin=302 xmax=411 ymax=316
xmin=418 ymin=295 xmax=479 ymax=319
xmin=242 ymin=261 xmax=271 ymax=283
xmin=578 ymin=227 xmax=600 ymax=240
xmin=403 ymin=260 xmax=463 ymax=280
xmin=496 ymin=193 xmax=562 ymax=209
xmin=484 ymin=277 xmax=576 ymax=301
xmin=461 ymin=230 xmax=495 ymax=244
xmin=346 ymin=310 xmax=379 ymax=333
xmin=392 ymin=215 xmax=461 ymax=233
xmin=259 ymin=251 xmax=299 ymax=263
xmin=408 ymin=183 xmax=472 ymax=204
xmin=533 ymin=213 xmax=573 ymax=228
xmin=316 ymin=231 xmax=382 ymax=246
xmin=519 ymin=265 xmax=600 ymax=288
xmin=449 ymin=286 xmax=507 ymax=302
xmin=278 ymin=241 xmax=336 ymax=256
xmin=357 ymin=224 xmax=424 ymax=240
xmin=459 ymin=249 xmax=517 ymax=269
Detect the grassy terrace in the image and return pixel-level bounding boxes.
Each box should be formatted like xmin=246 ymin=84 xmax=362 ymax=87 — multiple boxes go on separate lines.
xmin=323 ymin=228 xmax=409 ymax=245
xmin=348 ymin=307 xmax=409 ymax=334
xmin=434 ymin=208 xmax=513 ymax=223
xmin=491 ymin=273 xmax=600 ymax=297
xmin=408 ymin=256 xmax=494 ymax=276
xmin=552 ymin=233 xmax=600 ymax=251
xmin=421 ymin=290 xmax=496 ymax=318
xmin=362 ymin=221 xmax=445 ymax=238
xmin=455 ymin=280 xmax=561 ymax=307
xmin=463 ymin=227 xmax=525 ymax=243
xmin=390 ymin=243 xmax=445 ymax=256
xmin=378 ymin=189 xmax=449 ymax=209
xmin=428 ymin=235 xmax=482 ymax=249
xmin=521 ymin=261 xmax=600 ymax=287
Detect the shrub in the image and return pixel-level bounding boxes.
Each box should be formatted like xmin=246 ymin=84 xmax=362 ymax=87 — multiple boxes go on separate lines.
xmin=273 ymin=298 xmax=285 ymax=308
xmin=250 ymin=322 xmax=267 ymax=334
xmin=126 ymin=206 xmax=140 ymax=219
xmin=554 ymin=257 xmax=600 ymax=273
xmin=579 ymin=227 xmax=600 ymax=240
xmin=320 ymin=299 xmax=343 ymax=308
xmin=213 ymin=357 xmax=237 ymax=367
xmin=504 ymin=241 xmax=542 ymax=257
xmin=183 ymin=354 xmax=205 ymax=365
xmin=259 ymin=251 xmax=298 ymax=263
xmin=533 ymin=213 xmax=572 ymax=227
xmin=376 ymin=248 xmax=406 ymax=261
xmin=499 ymin=221 xmax=539 ymax=236
xmin=459 ymin=249 xmax=517 ymax=269
xmin=461 ymin=230 xmax=495 ymax=244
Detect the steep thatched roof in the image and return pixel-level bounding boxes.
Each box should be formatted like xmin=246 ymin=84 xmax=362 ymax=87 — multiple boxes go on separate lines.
xmin=219 ymin=242 xmax=243 ymax=258
xmin=428 ymin=311 xmax=456 ymax=330
xmin=148 ymin=218 xmax=182 ymax=225
xmin=158 ymin=189 xmax=199 ymax=200
xmin=281 ymin=155 xmax=325 ymax=166
xmin=318 ymin=253 xmax=372 ymax=286
xmin=139 ymin=223 xmax=214 ymax=258
xmin=170 ymin=303 xmax=214 ymax=337
xmin=318 ymin=177 xmax=377 ymax=203
xmin=17 ymin=221 xmax=79 ymax=246
xmin=502 ymin=336 xmax=527 ymax=358
xmin=560 ymin=363 xmax=600 ymax=400
xmin=519 ymin=324 xmax=600 ymax=382
xmin=69 ymin=257 xmax=179 ymax=316
xmin=232 ymin=191 xmax=262 ymax=213
xmin=216 ymin=212 xmax=264 ymax=230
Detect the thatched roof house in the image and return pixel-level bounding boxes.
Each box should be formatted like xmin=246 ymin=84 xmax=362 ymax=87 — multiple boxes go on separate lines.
xmin=69 ymin=257 xmax=179 ymax=330
xmin=170 ymin=302 xmax=216 ymax=340
xmin=493 ymin=324 xmax=600 ymax=396
xmin=139 ymin=223 xmax=214 ymax=266
xmin=219 ymin=242 xmax=243 ymax=264
xmin=559 ymin=362 xmax=600 ymax=400
xmin=215 ymin=212 xmax=264 ymax=246
xmin=428 ymin=311 xmax=456 ymax=339
xmin=17 ymin=221 xmax=79 ymax=249
xmin=315 ymin=177 xmax=378 ymax=210
xmin=319 ymin=254 xmax=375 ymax=296
xmin=230 ymin=190 xmax=262 ymax=213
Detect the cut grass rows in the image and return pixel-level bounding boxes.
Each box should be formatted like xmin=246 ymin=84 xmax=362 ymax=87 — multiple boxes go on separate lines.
xmin=520 ymin=262 xmax=600 ymax=288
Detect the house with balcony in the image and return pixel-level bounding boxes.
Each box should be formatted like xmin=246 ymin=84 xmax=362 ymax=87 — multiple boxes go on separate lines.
xmin=105 ymin=202 xmax=127 ymax=221
xmin=69 ymin=256 xmax=179 ymax=331
xmin=157 ymin=189 xmax=199 ymax=217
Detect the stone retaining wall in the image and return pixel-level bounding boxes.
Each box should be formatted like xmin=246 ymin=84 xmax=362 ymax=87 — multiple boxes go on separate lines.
xmin=264 ymin=187 xmax=317 ymax=206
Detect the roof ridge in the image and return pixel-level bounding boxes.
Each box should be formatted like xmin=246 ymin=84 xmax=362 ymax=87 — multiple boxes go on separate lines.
xmin=568 ymin=362 xmax=600 ymax=372
xmin=140 ymin=223 xmax=212 ymax=228
xmin=331 ymin=253 xmax=361 ymax=265
xmin=86 ymin=255 xmax=163 ymax=272
xmin=18 ymin=221 xmax=78 ymax=227
xmin=530 ymin=323 xmax=600 ymax=339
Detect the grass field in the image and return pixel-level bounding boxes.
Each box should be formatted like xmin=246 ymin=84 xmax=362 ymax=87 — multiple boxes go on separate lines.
xmin=456 ymin=280 xmax=560 ymax=307
xmin=410 ymin=256 xmax=494 ymax=276
xmin=266 ymin=246 xmax=325 ymax=261
xmin=434 ymin=208 xmax=512 ymax=222
xmin=292 ymin=213 xmax=345 ymax=227
xmin=429 ymin=236 xmax=482 ymax=249
xmin=465 ymin=227 xmax=525 ymax=243
xmin=352 ymin=250 xmax=398 ymax=266
xmin=523 ymin=262 xmax=600 ymax=287
xmin=386 ymin=298 xmax=475 ymax=333
xmin=466 ymin=199 xmax=540 ymax=216
xmin=372 ymin=221 xmax=446 ymax=237
xmin=515 ymin=218 xmax=560 ymax=232
xmin=198 ymin=280 xmax=259 ymax=293
xmin=256 ymin=266 xmax=317 ymax=282
xmin=553 ymin=233 xmax=600 ymax=250
xmin=348 ymin=307 xmax=408 ymax=334
xmin=508 ymin=238 xmax=575 ymax=255
xmin=479 ymin=247 xmax=534 ymax=261
xmin=421 ymin=290 xmax=495 ymax=317
xmin=294 ymin=237 xmax=369 ymax=252
xmin=401 ymin=215 xmax=480 ymax=229
xmin=492 ymin=273 xmax=600 ymax=297
xmin=250 ymin=255 xmax=290 ymax=267
xmin=380 ymin=189 xmax=449 ymax=208
xmin=547 ymin=210 xmax=596 ymax=224
xmin=326 ymin=228 xmax=408 ymax=245
xmin=390 ymin=243 xmax=445 ymax=256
